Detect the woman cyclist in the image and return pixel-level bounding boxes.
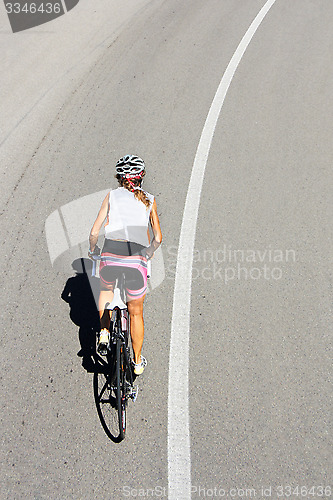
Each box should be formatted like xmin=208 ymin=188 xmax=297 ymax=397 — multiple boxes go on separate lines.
xmin=88 ymin=155 xmax=162 ymax=375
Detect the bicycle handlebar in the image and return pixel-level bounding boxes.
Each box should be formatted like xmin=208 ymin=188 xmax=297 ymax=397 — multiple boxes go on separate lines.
xmin=90 ymin=254 xmax=101 ymax=277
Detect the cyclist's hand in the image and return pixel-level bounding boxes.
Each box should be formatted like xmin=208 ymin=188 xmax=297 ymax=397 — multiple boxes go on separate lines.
xmin=88 ymin=245 xmax=101 ymax=259
xmin=141 ymin=247 xmax=154 ymax=260
xmin=142 ymin=236 xmax=161 ymax=260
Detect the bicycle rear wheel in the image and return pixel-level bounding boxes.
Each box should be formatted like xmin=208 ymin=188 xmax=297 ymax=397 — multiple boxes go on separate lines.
xmin=93 ymin=350 xmax=122 ymax=442
xmin=116 ymin=337 xmax=127 ymax=440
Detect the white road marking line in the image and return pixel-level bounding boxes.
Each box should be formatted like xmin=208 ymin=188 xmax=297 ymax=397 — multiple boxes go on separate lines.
xmin=59 ymin=0 xmax=68 ymax=13
xmin=167 ymin=1 xmax=277 ymax=498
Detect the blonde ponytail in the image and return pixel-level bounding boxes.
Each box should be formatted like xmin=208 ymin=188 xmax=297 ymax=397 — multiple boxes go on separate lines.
xmin=116 ymin=174 xmax=151 ymax=209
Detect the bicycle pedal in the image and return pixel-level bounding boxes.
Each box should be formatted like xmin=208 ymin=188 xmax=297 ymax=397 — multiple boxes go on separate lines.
xmin=129 ymin=385 xmax=139 ymax=402
xmin=97 ymin=343 xmax=108 ymax=356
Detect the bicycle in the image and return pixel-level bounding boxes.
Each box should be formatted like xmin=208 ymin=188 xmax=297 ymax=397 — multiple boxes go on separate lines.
xmin=91 ymin=255 xmax=140 ymax=441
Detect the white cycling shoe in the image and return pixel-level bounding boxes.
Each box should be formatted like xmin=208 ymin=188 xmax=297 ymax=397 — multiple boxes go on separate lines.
xmin=97 ymin=329 xmax=110 ymax=356
xmin=132 ymin=356 xmax=147 ymax=375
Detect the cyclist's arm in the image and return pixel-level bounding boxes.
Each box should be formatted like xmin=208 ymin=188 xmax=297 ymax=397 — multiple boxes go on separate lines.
xmin=145 ymin=199 xmax=162 ymax=259
xmin=89 ymin=193 xmax=109 ymax=256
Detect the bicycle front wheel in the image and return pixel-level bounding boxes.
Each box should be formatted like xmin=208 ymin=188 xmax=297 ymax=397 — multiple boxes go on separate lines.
xmin=116 ymin=338 xmax=127 ymax=440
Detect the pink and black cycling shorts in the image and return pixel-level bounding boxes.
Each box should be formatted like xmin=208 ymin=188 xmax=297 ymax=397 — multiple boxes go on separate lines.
xmin=99 ymin=239 xmax=148 ymax=300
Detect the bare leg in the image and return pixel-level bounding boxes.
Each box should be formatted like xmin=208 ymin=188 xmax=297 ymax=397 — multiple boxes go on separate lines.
xmin=98 ymin=285 xmax=114 ymax=331
xmin=127 ymin=295 xmax=145 ymax=364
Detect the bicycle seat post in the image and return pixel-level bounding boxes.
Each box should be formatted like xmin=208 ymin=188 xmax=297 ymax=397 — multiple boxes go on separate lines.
xmin=118 ymin=272 xmax=126 ymax=305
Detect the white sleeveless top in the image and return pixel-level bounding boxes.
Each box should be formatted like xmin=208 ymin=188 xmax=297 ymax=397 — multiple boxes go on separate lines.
xmin=104 ymin=187 xmax=154 ymax=246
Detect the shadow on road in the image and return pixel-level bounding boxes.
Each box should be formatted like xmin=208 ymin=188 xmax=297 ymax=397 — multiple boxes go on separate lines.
xmin=61 ymin=258 xmax=124 ymax=443
xmin=61 ymin=258 xmax=100 ymax=372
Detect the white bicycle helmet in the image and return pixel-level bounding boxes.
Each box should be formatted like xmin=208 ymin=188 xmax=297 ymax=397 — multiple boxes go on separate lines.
xmin=115 ymin=155 xmax=145 ymax=178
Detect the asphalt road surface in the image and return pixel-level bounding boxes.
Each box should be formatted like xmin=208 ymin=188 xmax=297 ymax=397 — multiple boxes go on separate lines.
xmin=1 ymin=0 xmax=332 ymax=499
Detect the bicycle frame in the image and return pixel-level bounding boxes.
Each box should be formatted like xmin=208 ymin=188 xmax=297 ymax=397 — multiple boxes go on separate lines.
xmin=111 ymin=305 xmax=134 ymax=387
xmin=92 ymin=255 xmax=138 ymax=440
